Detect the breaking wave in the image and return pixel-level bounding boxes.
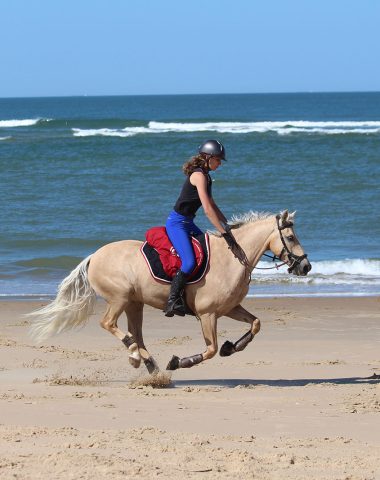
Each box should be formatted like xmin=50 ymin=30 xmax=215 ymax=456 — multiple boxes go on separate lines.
xmin=0 ymin=118 xmax=50 ymax=128
xmin=72 ymin=120 xmax=380 ymax=137
xmin=252 ymin=258 xmax=380 ymax=287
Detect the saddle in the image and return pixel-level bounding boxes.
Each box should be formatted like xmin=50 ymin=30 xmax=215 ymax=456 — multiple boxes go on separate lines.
xmin=141 ymin=226 xmax=210 ymax=284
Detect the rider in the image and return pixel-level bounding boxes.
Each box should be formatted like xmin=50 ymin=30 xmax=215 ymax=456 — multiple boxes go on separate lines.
xmin=164 ymin=140 xmax=236 ymax=317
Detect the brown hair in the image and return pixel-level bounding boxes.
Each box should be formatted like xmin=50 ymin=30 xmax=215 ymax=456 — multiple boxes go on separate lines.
xmin=182 ymin=153 xmax=208 ymax=176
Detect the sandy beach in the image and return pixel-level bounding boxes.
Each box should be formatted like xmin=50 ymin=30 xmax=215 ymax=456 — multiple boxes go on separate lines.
xmin=0 ymin=296 xmax=379 ymax=479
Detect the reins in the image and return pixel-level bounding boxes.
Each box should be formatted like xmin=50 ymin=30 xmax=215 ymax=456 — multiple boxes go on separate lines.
xmin=227 ymin=213 xmax=308 ymax=277
xmin=254 ymin=252 xmax=287 ymax=270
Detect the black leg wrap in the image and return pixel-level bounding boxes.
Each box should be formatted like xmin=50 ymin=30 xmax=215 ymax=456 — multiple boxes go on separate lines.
xmin=179 ymin=353 xmax=203 ymax=369
xmin=219 ymin=340 xmax=236 ymax=357
xmin=122 ymin=335 xmax=136 ymax=348
xmin=234 ymin=331 xmax=254 ymax=352
xmin=144 ymin=357 xmax=159 ymax=375
xmin=166 ymin=355 xmax=180 ymax=371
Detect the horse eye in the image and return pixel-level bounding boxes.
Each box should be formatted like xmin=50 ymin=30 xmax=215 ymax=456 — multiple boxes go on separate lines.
xmin=287 ymin=235 xmax=294 ymax=242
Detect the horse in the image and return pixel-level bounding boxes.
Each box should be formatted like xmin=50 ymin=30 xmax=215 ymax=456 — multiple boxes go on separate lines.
xmin=29 ymin=210 xmax=311 ymax=374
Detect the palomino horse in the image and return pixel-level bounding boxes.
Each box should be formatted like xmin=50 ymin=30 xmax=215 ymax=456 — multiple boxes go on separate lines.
xmin=29 ymin=210 xmax=311 ymax=373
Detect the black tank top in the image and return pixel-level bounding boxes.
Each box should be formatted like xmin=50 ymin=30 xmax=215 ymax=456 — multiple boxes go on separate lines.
xmin=174 ymin=168 xmax=212 ymax=217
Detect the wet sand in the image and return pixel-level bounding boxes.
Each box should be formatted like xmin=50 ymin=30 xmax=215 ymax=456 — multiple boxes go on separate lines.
xmin=1 ymin=296 xmax=379 ymax=479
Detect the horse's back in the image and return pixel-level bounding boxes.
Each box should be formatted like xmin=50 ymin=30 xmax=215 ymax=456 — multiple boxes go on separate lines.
xmin=88 ymin=239 xmax=144 ymax=299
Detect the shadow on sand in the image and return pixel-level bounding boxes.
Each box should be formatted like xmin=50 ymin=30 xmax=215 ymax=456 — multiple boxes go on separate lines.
xmin=173 ymin=374 xmax=380 ymax=389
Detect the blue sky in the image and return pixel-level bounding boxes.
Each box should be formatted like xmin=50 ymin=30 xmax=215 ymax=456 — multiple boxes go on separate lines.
xmin=1 ymin=0 xmax=379 ymax=97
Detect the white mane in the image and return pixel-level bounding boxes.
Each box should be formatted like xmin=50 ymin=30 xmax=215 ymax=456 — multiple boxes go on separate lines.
xmin=209 ymin=211 xmax=273 ymax=236
xmin=229 ymin=210 xmax=273 ymax=226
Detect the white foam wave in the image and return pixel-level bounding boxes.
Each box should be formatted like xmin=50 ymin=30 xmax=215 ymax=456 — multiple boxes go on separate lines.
xmin=255 ymin=258 xmax=380 ymax=277
xmin=251 ymin=258 xmax=380 ymax=287
xmin=278 ymin=127 xmax=380 ymax=136
xmin=72 ymin=120 xmax=380 ymax=137
xmin=311 ymin=258 xmax=380 ymax=276
xmin=0 ymin=136 xmax=11 ymax=141
xmin=149 ymin=120 xmax=380 ymax=135
xmin=0 ymin=118 xmax=48 ymax=128
xmin=72 ymin=128 xmax=143 ymax=137
xmin=251 ymin=275 xmax=380 ymax=287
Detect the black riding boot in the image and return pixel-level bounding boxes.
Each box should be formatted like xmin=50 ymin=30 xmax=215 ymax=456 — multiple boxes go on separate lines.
xmin=164 ymin=270 xmax=187 ymax=317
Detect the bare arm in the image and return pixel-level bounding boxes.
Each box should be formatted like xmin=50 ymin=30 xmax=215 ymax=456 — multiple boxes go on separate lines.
xmin=209 ymin=196 xmax=228 ymax=224
xmin=190 ymin=172 xmax=227 ymax=234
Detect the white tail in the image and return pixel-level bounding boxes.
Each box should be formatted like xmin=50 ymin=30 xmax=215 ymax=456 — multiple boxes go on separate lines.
xmin=29 ymin=255 xmax=96 ymax=343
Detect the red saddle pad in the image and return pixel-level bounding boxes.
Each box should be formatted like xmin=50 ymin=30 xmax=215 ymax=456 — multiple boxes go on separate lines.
xmin=142 ymin=226 xmax=209 ymax=283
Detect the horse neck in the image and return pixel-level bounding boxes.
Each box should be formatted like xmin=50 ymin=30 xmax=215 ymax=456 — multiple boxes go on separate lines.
xmin=233 ymin=217 xmax=276 ymax=268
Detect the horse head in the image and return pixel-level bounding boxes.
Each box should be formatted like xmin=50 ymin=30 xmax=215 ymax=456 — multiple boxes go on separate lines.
xmin=269 ymin=210 xmax=312 ymax=276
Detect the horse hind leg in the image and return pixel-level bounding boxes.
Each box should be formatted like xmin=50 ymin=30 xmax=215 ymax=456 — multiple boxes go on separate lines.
xmin=125 ymin=302 xmax=159 ymax=374
xmin=100 ymin=303 xmax=141 ymax=367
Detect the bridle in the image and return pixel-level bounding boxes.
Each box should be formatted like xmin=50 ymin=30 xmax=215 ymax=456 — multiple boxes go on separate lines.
xmin=226 ymin=213 xmax=308 ymax=279
xmin=273 ymin=214 xmax=308 ymax=273
xmin=255 ymin=214 xmax=308 ymax=272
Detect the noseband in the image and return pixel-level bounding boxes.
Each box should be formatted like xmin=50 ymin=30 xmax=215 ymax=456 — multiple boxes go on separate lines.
xmin=275 ymin=214 xmax=308 ymax=273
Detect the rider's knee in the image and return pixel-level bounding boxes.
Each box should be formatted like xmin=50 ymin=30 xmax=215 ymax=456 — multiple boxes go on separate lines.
xmin=181 ymin=258 xmax=195 ymax=275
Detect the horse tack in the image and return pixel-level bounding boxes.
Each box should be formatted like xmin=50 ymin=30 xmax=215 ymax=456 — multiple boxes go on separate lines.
xmin=219 ymin=331 xmax=254 ymax=357
xmin=275 ymin=214 xmax=308 ymax=273
xmin=29 ymin=211 xmax=311 ymax=374
xmin=166 ymin=353 xmax=203 ymax=370
xmin=235 ymin=213 xmax=308 ymax=274
xmin=141 ymin=229 xmax=210 ymax=285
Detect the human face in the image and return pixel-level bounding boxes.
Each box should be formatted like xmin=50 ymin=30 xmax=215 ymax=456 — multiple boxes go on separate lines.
xmin=208 ymin=156 xmax=222 ymax=171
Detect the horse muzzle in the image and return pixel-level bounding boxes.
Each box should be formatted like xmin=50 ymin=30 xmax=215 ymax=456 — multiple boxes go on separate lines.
xmin=291 ymin=256 xmax=312 ymax=276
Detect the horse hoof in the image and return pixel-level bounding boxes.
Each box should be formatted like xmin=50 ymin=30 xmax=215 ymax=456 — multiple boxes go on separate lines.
xmin=129 ymin=355 xmax=141 ymax=369
xmin=219 ymin=340 xmax=235 ymax=357
xmin=144 ymin=357 xmax=160 ymax=375
xmin=166 ymin=355 xmax=180 ymax=370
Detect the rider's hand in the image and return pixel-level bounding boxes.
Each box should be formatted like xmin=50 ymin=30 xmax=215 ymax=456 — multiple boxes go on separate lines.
xmin=222 ymin=230 xmax=249 ymax=266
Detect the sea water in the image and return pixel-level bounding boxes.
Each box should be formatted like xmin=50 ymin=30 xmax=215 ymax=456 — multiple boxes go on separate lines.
xmin=0 ymin=92 xmax=379 ymax=298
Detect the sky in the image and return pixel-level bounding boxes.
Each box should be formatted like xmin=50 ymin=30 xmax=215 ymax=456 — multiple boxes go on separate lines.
xmin=1 ymin=0 xmax=379 ymax=97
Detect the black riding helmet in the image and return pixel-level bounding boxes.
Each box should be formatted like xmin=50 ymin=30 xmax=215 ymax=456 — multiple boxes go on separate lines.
xmin=198 ymin=139 xmax=227 ymax=160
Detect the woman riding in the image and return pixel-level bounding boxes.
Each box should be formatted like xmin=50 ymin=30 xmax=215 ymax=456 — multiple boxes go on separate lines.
xmin=164 ymin=139 xmax=236 ymax=317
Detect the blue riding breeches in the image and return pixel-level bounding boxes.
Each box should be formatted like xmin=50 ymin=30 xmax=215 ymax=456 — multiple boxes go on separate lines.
xmin=165 ymin=210 xmax=203 ymax=275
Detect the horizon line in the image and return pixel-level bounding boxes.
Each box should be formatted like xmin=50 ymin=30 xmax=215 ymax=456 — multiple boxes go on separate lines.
xmin=1 ymin=90 xmax=380 ymax=100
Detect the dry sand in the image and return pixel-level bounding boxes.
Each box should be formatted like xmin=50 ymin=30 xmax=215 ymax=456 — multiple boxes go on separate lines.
xmin=0 ymin=296 xmax=379 ymax=479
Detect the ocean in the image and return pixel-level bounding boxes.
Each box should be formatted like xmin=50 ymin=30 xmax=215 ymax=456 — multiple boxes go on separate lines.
xmin=0 ymin=92 xmax=379 ymax=299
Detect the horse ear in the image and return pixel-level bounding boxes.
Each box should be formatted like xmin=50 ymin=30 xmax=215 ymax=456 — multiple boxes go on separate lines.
xmin=289 ymin=210 xmax=296 ymax=221
xmin=280 ymin=210 xmax=289 ymax=223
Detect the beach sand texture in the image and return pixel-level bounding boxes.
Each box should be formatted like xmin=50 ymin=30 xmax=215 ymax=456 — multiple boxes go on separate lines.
xmin=0 ymin=297 xmax=379 ymax=479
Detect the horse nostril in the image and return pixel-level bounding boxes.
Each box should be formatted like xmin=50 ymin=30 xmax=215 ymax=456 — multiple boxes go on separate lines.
xmin=303 ymin=264 xmax=310 ymax=275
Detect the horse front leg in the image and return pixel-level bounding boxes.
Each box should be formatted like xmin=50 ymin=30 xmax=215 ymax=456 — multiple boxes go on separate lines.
xmin=219 ymin=304 xmax=260 ymax=357
xmin=166 ymin=313 xmax=218 ymax=370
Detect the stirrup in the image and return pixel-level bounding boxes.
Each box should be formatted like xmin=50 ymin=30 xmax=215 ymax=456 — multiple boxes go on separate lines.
xmin=164 ymin=297 xmax=186 ymax=317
